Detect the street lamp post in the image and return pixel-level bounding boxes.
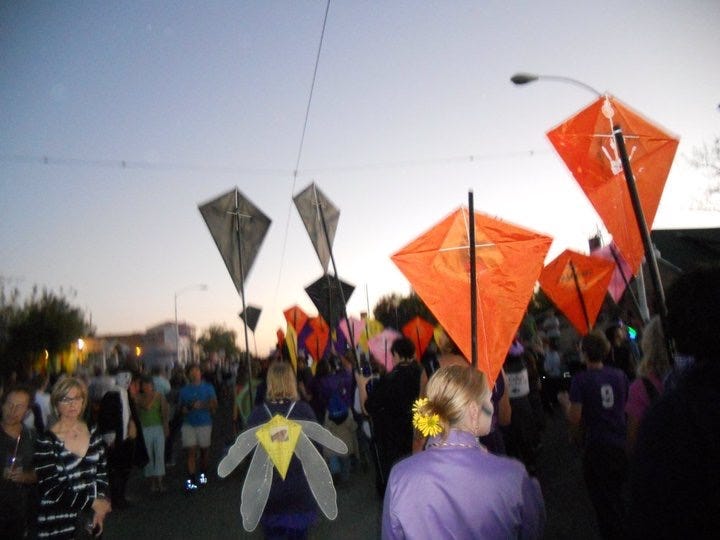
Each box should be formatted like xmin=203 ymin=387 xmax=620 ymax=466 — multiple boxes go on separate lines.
xmin=511 ymin=72 xmax=670 ymax=345
xmin=174 ymin=284 xmax=208 ymax=366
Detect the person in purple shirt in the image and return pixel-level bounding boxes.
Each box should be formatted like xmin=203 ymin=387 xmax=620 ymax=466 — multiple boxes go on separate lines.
xmin=382 ymin=365 xmax=545 ymax=540
xmin=558 ymin=330 xmax=628 ymax=539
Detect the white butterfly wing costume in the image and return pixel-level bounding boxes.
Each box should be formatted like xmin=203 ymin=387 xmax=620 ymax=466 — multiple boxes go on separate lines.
xmin=217 ymin=425 xmax=261 ymax=478
xmin=240 ymin=444 xmax=273 ymax=531
xmin=218 ymin=407 xmax=349 ymax=532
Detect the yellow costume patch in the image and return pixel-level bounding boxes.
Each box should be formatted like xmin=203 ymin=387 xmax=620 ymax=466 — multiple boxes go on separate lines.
xmin=255 ymin=415 xmax=302 ymax=480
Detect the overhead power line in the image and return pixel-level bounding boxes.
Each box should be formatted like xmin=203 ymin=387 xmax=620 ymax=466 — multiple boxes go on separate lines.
xmin=0 ymin=148 xmax=551 ymax=179
xmin=274 ymin=0 xmax=333 ymax=304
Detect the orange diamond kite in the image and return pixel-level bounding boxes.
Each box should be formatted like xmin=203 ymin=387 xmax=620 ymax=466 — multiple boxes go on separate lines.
xmin=391 ymin=208 xmax=552 ymax=384
xmin=304 ymin=316 xmax=330 ymax=365
xmin=547 ymin=96 xmax=679 ymax=274
xmin=539 ymin=249 xmax=615 ymax=335
xmin=283 ymin=305 xmax=309 ymax=335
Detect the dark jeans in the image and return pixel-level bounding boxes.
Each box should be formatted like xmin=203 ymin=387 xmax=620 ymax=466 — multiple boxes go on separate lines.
xmin=583 ymin=443 xmax=628 ymax=539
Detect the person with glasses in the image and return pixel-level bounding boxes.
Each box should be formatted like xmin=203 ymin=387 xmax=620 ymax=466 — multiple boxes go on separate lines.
xmin=382 ymin=365 xmax=545 ymax=540
xmin=1 ymin=384 xmax=37 ymax=539
xmin=34 ymin=377 xmax=111 ymax=538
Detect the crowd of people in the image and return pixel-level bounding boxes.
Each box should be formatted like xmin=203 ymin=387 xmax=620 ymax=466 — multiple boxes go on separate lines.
xmin=1 ymin=265 xmax=718 ymax=539
xmin=0 ymin=358 xmax=225 ymax=538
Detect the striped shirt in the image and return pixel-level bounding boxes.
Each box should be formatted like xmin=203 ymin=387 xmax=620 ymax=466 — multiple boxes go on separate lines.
xmin=34 ymin=426 xmax=109 ymax=539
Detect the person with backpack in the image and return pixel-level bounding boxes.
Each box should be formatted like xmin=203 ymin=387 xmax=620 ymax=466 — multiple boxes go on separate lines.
xmin=316 ymin=353 xmax=357 ymax=482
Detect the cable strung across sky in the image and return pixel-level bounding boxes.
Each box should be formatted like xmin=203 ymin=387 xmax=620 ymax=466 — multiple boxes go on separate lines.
xmin=0 ymin=148 xmax=550 ymax=177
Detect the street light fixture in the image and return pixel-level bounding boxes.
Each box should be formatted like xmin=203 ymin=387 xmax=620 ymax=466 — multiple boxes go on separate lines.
xmin=510 ymin=71 xmax=670 ymax=345
xmin=174 ymin=283 xmax=208 ymax=366
xmin=510 ymin=72 xmax=603 ymax=97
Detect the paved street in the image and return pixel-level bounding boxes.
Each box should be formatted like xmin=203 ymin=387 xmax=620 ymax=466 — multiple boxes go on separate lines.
xmin=104 ymin=398 xmax=600 ymax=539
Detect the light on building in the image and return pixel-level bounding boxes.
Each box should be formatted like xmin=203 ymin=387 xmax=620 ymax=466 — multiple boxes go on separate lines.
xmin=135 ymin=345 xmax=142 ymax=357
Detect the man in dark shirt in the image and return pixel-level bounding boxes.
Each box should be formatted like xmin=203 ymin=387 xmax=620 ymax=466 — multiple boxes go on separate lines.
xmin=357 ymin=337 xmax=425 ymax=496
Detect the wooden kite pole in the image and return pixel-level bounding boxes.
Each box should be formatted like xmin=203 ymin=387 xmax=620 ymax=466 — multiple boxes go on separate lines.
xmin=568 ymin=259 xmax=592 ymax=333
xmin=315 ymin=188 xmax=359 ymax=369
xmin=613 ymin=126 xmax=674 ymax=364
xmin=468 ymin=191 xmax=478 ymax=368
xmin=234 ymin=192 xmax=255 ymax=404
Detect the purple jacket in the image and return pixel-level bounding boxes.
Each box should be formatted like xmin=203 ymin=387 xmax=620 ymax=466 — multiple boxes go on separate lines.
xmin=382 ymin=430 xmax=545 ymax=539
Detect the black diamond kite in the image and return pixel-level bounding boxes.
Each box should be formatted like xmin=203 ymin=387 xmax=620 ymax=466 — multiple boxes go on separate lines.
xmin=239 ymin=305 xmax=262 ymax=333
xmin=304 ymin=274 xmax=354 ymax=329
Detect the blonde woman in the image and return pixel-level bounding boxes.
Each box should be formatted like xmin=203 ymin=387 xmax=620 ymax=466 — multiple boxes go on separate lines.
xmin=35 ymin=377 xmax=111 ymax=538
xmin=246 ymin=360 xmax=319 ymax=539
xmin=382 ymin=365 xmax=545 ymax=539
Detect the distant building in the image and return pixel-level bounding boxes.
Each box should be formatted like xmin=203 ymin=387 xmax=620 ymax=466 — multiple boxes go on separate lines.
xmin=91 ymin=321 xmax=199 ymax=374
xmin=145 ymin=321 xmax=199 ymax=366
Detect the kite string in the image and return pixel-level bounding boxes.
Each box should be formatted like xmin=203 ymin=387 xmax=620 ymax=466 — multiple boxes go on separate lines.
xmin=274 ymin=0 xmax=332 ymax=304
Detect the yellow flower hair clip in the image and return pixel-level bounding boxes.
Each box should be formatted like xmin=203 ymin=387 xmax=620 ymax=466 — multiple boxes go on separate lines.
xmin=412 ymin=397 xmax=443 ymax=437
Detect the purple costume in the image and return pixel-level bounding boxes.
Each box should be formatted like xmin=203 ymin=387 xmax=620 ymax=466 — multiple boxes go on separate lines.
xmin=382 ymin=430 xmax=545 ymax=539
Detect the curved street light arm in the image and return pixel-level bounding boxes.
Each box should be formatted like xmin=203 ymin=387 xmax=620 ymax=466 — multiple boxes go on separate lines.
xmin=511 ymin=72 xmax=603 ymax=97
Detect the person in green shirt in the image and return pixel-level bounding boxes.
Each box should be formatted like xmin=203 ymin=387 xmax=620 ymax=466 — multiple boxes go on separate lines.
xmin=135 ymin=376 xmax=170 ymax=492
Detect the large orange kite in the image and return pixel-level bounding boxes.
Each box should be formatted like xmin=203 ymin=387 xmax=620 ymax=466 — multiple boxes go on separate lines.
xmin=392 ymin=207 xmax=552 ymax=384
xmin=539 ymin=249 xmax=615 ymax=335
xmin=547 ymin=95 xmax=679 ymax=274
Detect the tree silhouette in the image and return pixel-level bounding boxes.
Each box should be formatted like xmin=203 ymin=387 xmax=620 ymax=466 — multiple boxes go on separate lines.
xmin=373 ymin=291 xmax=436 ymax=330
xmin=197 ymin=324 xmax=239 ymax=359
xmin=1 ymin=284 xmax=90 ymax=380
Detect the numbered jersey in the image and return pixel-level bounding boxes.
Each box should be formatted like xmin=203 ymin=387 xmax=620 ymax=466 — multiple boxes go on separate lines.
xmin=569 ymin=366 xmax=629 ymax=448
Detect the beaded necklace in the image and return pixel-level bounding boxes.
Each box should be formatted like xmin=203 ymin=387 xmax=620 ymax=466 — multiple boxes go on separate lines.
xmin=426 ymin=440 xmax=487 ymax=451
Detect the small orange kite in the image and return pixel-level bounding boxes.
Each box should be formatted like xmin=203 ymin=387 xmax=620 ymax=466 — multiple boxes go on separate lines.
xmin=304 ymin=316 xmax=330 ymax=364
xmin=283 ymin=305 xmax=309 ymax=335
xmin=402 ymin=316 xmax=435 ymax=359
xmin=539 ymin=249 xmax=615 ymax=335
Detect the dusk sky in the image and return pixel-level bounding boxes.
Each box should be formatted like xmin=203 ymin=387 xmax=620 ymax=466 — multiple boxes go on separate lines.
xmin=2 ymin=1 xmax=718 ymax=355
